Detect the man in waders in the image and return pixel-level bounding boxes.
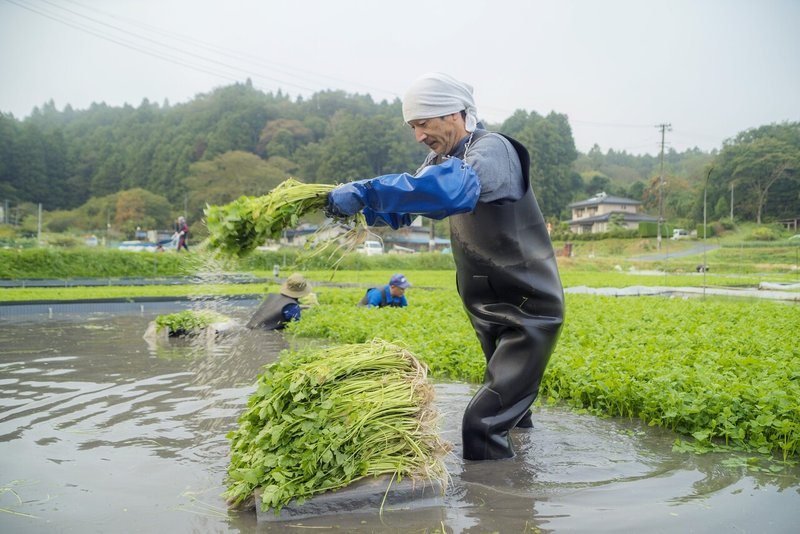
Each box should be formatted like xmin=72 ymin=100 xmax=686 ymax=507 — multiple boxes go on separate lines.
xmin=325 ymin=72 xmax=564 ymax=461
xmin=245 ymin=273 xmax=312 ymax=331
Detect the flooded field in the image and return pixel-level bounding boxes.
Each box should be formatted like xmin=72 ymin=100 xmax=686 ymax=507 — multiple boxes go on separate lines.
xmin=1 ymin=304 xmax=798 ymax=533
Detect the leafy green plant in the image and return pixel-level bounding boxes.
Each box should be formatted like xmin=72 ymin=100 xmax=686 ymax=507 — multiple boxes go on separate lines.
xmin=223 ymin=339 xmax=450 ymax=513
xmin=154 ymin=310 xmax=228 ymax=336
xmin=205 ymin=178 xmax=357 ymax=257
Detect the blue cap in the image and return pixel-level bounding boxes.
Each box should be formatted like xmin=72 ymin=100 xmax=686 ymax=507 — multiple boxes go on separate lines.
xmin=389 ymin=273 xmax=411 ymax=289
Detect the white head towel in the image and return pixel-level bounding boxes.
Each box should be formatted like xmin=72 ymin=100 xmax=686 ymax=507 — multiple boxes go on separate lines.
xmin=402 ymin=72 xmax=479 ymax=132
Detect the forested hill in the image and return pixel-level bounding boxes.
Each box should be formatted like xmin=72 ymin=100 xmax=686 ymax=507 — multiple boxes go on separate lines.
xmin=1 ymin=81 xmax=797 ymax=234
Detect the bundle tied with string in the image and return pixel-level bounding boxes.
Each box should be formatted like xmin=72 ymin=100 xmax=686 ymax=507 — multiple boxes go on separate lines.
xmin=223 ymin=339 xmax=451 ymax=514
xmin=204 ymin=178 xmax=369 ymax=258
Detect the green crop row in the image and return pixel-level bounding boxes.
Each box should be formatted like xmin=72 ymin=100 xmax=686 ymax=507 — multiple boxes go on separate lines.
xmin=0 ymin=248 xmax=191 ymax=278
xmin=289 ymin=288 xmax=800 ymax=460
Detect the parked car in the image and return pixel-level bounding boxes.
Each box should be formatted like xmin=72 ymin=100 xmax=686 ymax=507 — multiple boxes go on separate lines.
xmin=356 ymin=240 xmax=384 ymax=256
xmin=671 ymin=229 xmax=690 ymax=240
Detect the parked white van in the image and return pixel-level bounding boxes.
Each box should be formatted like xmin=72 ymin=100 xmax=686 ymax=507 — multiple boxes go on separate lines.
xmin=356 ymin=240 xmax=384 ymax=256
xmin=672 ymin=229 xmax=690 ymax=240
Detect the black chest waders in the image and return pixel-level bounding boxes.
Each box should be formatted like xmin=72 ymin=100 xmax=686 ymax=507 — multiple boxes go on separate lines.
xmin=449 ymin=132 xmax=565 ymax=460
xmin=245 ymin=293 xmax=297 ymax=330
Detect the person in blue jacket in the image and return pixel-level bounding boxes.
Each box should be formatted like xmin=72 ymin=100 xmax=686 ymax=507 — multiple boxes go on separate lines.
xmin=245 ymin=273 xmax=312 ymax=331
xmin=325 ymin=73 xmax=565 ymax=461
xmin=359 ymin=273 xmax=411 ymax=308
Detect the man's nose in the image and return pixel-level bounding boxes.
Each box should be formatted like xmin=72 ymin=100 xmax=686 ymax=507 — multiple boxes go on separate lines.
xmin=414 ymin=128 xmax=427 ymax=143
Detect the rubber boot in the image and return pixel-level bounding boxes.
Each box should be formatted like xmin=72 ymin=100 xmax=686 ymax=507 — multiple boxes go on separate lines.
xmin=463 ymin=386 xmax=525 ymax=460
xmin=515 ymin=410 xmax=534 ymax=429
xmin=461 ymin=323 xmax=557 ymax=460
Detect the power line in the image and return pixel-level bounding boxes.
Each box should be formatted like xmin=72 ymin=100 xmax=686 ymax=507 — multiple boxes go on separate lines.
xmin=8 ymin=0 xmax=333 ymax=95
xmin=9 ymin=0 xmax=399 ymax=100
xmin=6 ymin=0 xmax=242 ymax=85
xmin=58 ymin=0 xmax=400 ymax=99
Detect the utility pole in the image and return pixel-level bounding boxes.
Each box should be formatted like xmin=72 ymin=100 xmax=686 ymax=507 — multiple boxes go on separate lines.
xmin=730 ymin=182 xmax=734 ymax=222
xmin=703 ymin=167 xmax=713 ymax=297
xmin=655 ymin=123 xmax=671 ymax=250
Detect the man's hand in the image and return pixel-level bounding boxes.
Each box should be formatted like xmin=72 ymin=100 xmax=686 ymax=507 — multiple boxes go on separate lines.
xmin=325 ymin=183 xmax=365 ymax=219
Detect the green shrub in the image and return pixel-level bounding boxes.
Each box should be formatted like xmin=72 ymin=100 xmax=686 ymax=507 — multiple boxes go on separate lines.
xmin=749 ymin=227 xmax=779 ymax=241
xmin=638 ymin=222 xmax=674 ymax=238
xmin=695 ymin=223 xmax=714 ymax=238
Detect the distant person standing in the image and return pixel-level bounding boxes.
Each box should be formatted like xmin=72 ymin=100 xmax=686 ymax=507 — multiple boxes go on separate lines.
xmin=176 ymin=217 xmax=189 ymax=252
xmin=358 ymin=273 xmax=411 ymax=308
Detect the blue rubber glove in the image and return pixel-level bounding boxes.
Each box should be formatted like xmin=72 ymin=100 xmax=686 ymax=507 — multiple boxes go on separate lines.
xmin=362 ymin=208 xmax=413 ymax=229
xmin=325 ymin=157 xmax=480 ymax=225
xmin=326 ymin=182 xmax=367 ymax=218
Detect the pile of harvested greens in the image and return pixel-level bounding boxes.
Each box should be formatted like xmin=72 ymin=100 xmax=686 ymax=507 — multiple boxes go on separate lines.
xmin=204 ymin=178 xmax=366 ymax=258
xmin=154 ymin=310 xmax=228 ymax=337
xmin=223 ymin=339 xmax=451 ymax=513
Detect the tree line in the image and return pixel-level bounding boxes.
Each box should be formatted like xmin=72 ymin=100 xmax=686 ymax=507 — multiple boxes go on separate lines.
xmin=1 ymin=79 xmax=797 ymax=237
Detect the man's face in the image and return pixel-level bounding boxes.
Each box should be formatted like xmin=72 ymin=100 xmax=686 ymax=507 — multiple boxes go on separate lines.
xmin=408 ymin=113 xmax=467 ymax=155
xmin=389 ymin=285 xmax=406 ymax=298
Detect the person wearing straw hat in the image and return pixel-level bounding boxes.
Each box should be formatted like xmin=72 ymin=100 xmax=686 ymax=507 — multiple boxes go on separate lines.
xmin=246 ymin=273 xmax=312 ymax=331
xmin=325 ymin=73 xmax=564 ymax=461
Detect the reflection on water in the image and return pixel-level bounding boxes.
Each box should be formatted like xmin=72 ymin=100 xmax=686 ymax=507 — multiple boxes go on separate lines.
xmin=1 ymin=309 xmax=798 ymax=533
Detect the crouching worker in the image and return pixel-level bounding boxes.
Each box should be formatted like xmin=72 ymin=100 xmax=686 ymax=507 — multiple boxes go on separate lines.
xmin=358 ymin=273 xmax=411 ymax=308
xmin=246 ymin=273 xmax=312 ymax=330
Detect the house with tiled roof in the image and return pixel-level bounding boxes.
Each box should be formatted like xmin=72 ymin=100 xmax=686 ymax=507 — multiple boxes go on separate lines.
xmin=567 ymin=192 xmax=657 ymax=234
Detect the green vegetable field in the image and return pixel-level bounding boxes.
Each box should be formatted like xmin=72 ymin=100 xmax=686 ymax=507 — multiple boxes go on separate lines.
xmin=287 ymin=284 xmax=800 ymax=461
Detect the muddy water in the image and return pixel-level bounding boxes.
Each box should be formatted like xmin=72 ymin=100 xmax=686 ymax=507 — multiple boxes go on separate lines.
xmin=1 ymin=308 xmax=798 ymax=533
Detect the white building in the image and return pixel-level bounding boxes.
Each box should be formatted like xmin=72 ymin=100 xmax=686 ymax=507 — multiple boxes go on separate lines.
xmin=567 ymin=192 xmax=657 ymax=234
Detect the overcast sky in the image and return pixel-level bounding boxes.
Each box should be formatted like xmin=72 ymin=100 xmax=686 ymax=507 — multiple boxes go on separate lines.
xmin=1 ymin=0 xmax=798 ymax=156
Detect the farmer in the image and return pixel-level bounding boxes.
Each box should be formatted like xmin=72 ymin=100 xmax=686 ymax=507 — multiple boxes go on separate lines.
xmin=245 ymin=273 xmax=312 ymax=330
xmin=325 ymin=72 xmax=565 ymax=461
xmin=175 ymin=216 xmax=189 ymax=252
xmin=358 ymin=273 xmax=411 ymax=308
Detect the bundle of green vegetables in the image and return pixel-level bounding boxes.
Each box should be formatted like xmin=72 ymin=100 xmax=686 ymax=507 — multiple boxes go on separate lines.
xmin=155 ymin=309 xmax=228 ymax=337
xmin=223 ymin=339 xmax=451 ymax=513
xmin=204 ymin=178 xmax=366 ymax=258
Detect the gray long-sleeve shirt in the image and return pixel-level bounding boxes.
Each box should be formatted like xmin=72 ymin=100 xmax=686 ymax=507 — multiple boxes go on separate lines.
xmin=421 ymin=130 xmax=525 ymax=204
